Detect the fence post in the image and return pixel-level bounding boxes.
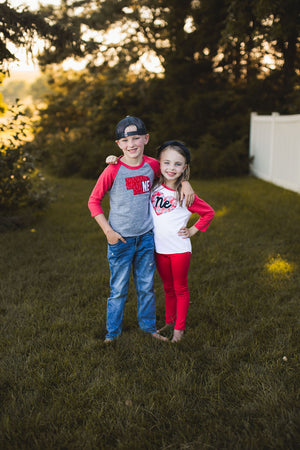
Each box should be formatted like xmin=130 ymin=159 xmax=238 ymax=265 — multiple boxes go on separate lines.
xmin=270 ymin=112 xmax=279 ymax=182
xmin=249 ymin=112 xmax=257 ymax=165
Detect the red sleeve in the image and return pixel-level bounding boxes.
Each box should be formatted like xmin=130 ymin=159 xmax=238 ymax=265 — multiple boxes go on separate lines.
xmin=144 ymin=155 xmax=161 ymax=180
xmin=88 ymin=164 xmax=119 ymax=217
xmin=187 ymin=195 xmax=215 ymax=232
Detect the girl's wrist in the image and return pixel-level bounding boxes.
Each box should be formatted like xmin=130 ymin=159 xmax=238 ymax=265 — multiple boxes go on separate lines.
xmin=189 ymin=226 xmax=198 ymax=237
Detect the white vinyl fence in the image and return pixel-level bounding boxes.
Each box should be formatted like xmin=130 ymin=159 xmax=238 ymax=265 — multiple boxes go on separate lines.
xmin=249 ymin=112 xmax=300 ymax=193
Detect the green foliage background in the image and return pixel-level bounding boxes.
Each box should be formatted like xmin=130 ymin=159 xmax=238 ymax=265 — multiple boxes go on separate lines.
xmin=1 ymin=0 xmax=300 ymax=219
xmin=6 ymin=0 xmax=296 ymax=180
xmin=0 ymin=103 xmax=52 ymax=227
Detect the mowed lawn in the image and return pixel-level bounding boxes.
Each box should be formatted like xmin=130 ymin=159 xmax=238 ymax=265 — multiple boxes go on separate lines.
xmin=0 ymin=176 xmax=299 ymax=449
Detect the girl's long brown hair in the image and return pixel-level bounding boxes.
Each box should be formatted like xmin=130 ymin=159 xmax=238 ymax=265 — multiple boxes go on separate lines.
xmin=154 ymin=141 xmax=191 ymax=206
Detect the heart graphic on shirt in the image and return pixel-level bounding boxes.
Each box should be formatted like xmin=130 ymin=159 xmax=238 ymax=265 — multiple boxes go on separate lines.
xmin=151 ymin=191 xmax=177 ymax=215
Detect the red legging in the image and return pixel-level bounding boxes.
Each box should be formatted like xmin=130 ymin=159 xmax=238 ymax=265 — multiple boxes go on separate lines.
xmin=155 ymin=252 xmax=191 ymax=331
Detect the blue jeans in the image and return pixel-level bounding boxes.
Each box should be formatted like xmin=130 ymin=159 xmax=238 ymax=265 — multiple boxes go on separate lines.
xmin=106 ymin=230 xmax=156 ymax=340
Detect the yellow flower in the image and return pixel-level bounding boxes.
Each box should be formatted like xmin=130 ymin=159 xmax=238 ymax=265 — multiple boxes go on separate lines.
xmin=265 ymin=254 xmax=294 ymax=278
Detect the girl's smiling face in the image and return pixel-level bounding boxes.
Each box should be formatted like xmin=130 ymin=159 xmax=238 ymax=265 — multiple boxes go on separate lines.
xmin=159 ymin=148 xmax=187 ymax=187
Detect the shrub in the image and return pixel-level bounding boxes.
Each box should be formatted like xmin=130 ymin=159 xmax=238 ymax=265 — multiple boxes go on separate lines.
xmin=0 ymin=103 xmax=53 ymax=229
xmin=31 ymin=136 xmax=111 ymax=179
xmin=191 ymin=134 xmax=250 ymax=178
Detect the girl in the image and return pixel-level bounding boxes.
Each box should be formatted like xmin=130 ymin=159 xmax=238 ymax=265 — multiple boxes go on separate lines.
xmin=150 ymin=141 xmax=215 ymax=342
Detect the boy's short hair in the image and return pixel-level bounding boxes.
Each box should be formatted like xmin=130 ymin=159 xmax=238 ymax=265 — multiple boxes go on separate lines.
xmin=116 ymin=116 xmax=147 ymax=140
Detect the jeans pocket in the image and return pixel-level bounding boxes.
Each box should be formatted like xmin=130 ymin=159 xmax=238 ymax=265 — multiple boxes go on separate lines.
xmin=108 ymin=240 xmax=121 ymax=248
xmin=107 ymin=239 xmax=128 ymax=259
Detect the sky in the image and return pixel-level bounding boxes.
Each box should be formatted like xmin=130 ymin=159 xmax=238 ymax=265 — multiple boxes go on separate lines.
xmin=8 ymin=0 xmax=61 ymax=11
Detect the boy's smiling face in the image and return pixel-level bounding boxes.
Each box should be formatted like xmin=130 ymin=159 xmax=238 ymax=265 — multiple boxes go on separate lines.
xmin=116 ymin=125 xmax=149 ymax=166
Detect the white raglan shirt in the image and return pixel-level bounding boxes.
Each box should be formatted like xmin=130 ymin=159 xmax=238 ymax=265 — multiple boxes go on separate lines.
xmin=150 ymin=184 xmax=215 ymax=254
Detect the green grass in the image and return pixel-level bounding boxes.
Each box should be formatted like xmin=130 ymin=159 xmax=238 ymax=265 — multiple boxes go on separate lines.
xmin=0 ymin=176 xmax=299 ymax=449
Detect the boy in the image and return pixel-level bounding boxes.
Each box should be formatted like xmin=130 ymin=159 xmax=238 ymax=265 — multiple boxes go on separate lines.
xmin=88 ymin=116 xmax=193 ymax=342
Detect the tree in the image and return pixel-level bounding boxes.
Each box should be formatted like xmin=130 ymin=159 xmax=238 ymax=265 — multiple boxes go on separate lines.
xmin=29 ymin=76 xmax=51 ymax=103
xmin=31 ymin=64 xmax=155 ymax=178
xmin=256 ymin=0 xmax=300 ymax=92
xmin=29 ymin=1 xmax=257 ymax=177
xmin=0 ymin=73 xmax=6 ymax=115
xmin=219 ymin=0 xmax=300 ymax=89
xmin=7 ymin=0 xmax=299 ymax=179
xmin=0 ymin=0 xmax=84 ymax=73
xmin=1 ymin=79 xmax=29 ymax=105
xmin=0 ymin=101 xmax=52 ymax=228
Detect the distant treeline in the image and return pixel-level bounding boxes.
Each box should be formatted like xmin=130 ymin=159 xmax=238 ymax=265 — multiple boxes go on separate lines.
xmin=2 ymin=0 xmax=300 ymax=179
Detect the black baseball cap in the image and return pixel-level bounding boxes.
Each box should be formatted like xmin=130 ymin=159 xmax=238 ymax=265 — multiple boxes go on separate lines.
xmin=115 ymin=116 xmax=148 ymax=140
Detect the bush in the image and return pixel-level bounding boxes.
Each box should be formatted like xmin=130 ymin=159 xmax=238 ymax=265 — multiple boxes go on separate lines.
xmin=31 ymin=136 xmax=111 ymax=179
xmin=0 ymin=103 xmax=53 ymax=229
xmin=191 ymin=134 xmax=251 ymax=178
